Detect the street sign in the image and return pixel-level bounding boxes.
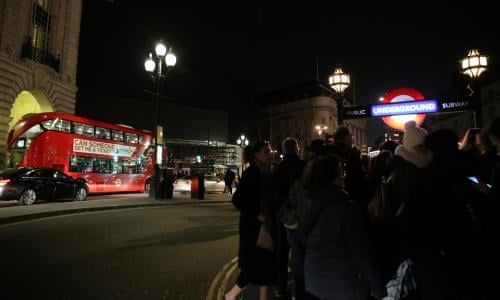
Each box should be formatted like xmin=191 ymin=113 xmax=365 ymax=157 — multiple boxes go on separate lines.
xmin=440 ymin=98 xmax=474 ymax=113
xmin=341 ymin=87 xmax=476 ymax=131
xmin=371 ymin=100 xmax=439 ymax=117
xmin=343 ymin=105 xmax=370 ymax=119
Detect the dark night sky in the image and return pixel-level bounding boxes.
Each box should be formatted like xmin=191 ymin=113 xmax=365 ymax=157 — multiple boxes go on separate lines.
xmin=76 ymin=0 xmax=255 ymax=141
xmin=256 ymin=2 xmax=500 ymax=143
xmin=76 ymin=1 xmax=500 ymax=145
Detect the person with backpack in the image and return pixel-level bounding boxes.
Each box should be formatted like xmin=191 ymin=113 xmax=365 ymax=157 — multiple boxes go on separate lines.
xmin=376 ymin=121 xmax=431 ymax=293
xmin=299 ymin=154 xmax=386 ymax=300
xmin=415 ymin=129 xmax=482 ymax=299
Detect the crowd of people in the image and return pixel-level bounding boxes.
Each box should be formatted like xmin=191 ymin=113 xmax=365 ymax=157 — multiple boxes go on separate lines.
xmin=225 ymin=116 xmax=500 ymax=300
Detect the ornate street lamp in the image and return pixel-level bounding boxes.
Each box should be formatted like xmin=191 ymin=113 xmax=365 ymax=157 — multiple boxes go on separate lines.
xmin=315 ymin=124 xmax=328 ymax=140
xmin=236 ymin=134 xmax=249 ymax=147
xmin=329 ymin=66 xmax=351 ymax=126
xmin=461 ymin=49 xmax=488 ymax=79
xmin=461 ymin=49 xmax=488 ymax=127
xmin=236 ymin=134 xmax=249 ymax=175
xmin=144 ymin=41 xmax=177 ymax=200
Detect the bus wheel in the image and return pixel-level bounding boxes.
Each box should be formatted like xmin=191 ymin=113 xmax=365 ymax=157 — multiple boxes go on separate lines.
xmin=19 ymin=189 xmax=37 ymax=205
xmin=74 ymin=187 xmax=87 ymax=201
xmin=144 ymin=180 xmax=151 ymax=193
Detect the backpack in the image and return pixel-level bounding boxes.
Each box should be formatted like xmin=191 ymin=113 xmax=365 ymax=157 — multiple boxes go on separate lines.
xmin=367 ymin=173 xmax=400 ymax=225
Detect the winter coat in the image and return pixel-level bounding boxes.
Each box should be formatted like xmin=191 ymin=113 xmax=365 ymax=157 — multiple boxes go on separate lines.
xmin=273 ymin=153 xmax=306 ymax=211
xmin=231 ymin=165 xmax=276 ymax=285
xmin=327 ymin=142 xmax=369 ymax=206
xmin=224 ymin=170 xmax=235 ymax=185
xmin=391 ymin=145 xmax=431 ymax=247
xmin=303 ymin=185 xmax=386 ymax=300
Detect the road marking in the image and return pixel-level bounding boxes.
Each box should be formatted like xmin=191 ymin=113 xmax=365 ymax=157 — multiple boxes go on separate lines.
xmin=216 ymin=260 xmax=239 ymax=300
xmin=206 ymin=257 xmax=238 ymax=300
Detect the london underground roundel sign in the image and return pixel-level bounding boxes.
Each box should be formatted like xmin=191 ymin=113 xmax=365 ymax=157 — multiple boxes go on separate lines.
xmin=380 ymin=87 xmax=426 ymax=131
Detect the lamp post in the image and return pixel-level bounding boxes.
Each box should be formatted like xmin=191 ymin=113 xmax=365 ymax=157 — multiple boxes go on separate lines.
xmin=461 ymin=48 xmax=488 ymax=128
xmin=329 ymin=66 xmax=351 ymax=126
xmin=315 ymin=124 xmax=328 ymax=140
xmin=144 ymin=41 xmax=177 ymax=199
xmin=236 ymin=134 xmax=249 ymax=176
xmin=270 ymin=149 xmax=278 ymax=162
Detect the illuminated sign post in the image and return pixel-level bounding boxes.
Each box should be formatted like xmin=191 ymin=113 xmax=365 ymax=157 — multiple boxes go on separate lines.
xmin=340 ymin=87 xmax=475 ymax=131
xmin=378 ymin=87 xmax=427 ymax=131
xmin=371 ymin=100 xmax=439 ymax=117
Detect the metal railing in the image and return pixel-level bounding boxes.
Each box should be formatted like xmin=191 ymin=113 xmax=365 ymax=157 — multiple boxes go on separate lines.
xmin=21 ymin=41 xmax=60 ymax=72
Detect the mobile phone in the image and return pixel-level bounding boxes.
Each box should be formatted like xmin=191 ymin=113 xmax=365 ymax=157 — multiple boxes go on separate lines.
xmin=468 ymin=177 xmax=493 ymax=189
xmin=468 ymin=176 xmax=479 ymax=184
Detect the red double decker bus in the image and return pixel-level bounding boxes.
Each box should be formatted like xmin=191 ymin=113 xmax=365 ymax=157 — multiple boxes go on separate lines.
xmin=5 ymin=113 xmax=154 ymax=193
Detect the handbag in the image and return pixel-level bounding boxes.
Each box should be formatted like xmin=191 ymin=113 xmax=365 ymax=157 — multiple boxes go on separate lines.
xmin=367 ymin=174 xmax=399 ymax=224
xmin=256 ymin=224 xmax=274 ymax=252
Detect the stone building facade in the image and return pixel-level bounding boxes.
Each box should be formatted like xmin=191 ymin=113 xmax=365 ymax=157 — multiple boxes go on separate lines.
xmin=0 ymin=0 xmax=82 ymax=166
xmin=257 ymin=81 xmax=367 ymax=155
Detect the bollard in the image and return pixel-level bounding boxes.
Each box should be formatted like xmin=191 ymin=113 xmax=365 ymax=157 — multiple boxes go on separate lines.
xmin=190 ymin=173 xmax=205 ymax=199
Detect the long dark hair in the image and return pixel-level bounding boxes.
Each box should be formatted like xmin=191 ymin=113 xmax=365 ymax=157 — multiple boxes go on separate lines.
xmin=460 ymin=128 xmax=480 ymax=151
xmin=303 ymin=154 xmax=342 ymax=191
xmin=478 ymin=130 xmax=496 ymax=157
xmin=243 ymin=141 xmax=269 ymax=166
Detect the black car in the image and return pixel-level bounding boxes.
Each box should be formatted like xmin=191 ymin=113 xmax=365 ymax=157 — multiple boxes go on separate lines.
xmin=0 ymin=168 xmax=88 ymax=205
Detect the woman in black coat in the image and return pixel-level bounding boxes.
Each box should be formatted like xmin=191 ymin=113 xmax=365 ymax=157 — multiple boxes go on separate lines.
xmin=225 ymin=141 xmax=276 ymax=300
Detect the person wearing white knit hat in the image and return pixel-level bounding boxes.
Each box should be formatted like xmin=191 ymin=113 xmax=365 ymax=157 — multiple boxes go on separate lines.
xmin=395 ymin=121 xmax=431 ymax=169
xmin=402 ymin=120 xmax=428 ymax=149
xmin=385 ymin=121 xmax=433 ymax=298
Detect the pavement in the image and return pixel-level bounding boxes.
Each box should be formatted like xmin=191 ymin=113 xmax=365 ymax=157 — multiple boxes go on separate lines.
xmin=0 ymin=191 xmax=233 ymax=225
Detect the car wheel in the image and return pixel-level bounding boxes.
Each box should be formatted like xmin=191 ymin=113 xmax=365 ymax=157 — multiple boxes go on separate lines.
xmin=19 ymin=189 xmax=37 ymax=205
xmin=74 ymin=187 xmax=87 ymax=201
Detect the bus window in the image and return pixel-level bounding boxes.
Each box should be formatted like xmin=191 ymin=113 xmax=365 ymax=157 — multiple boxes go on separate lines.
xmin=121 ymin=160 xmax=137 ymax=174
xmin=69 ymin=156 xmax=93 ymax=173
xmin=73 ymin=122 xmax=95 ymax=137
xmin=112 ymin=160 xmax=121 ymax=174
xmin=124 ymin=133 xmax=139 ymax=144
xmin=112 ymin=130 xmax=123 ymax=142
xmin=95 ymin=127 xmax=111 ymax=139
xmin=41 ymin=119 xmax=71 ymax=132
xmin=6 ymin=149 xmax=24 ymax=168
xmin=92 ymin=158 xmax=112 ymax=173
xmin=5 ymin=124 xmax=44 ymax=168
xmin=136 ymin=155 xmax=148 ymax=173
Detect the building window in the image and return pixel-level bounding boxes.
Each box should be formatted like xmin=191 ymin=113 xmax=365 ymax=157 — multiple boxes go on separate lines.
xmin=31 ymin=0 xmax=52 ymax=51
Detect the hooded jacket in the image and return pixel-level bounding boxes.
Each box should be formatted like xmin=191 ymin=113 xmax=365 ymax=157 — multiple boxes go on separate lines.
xmin=301 ymin=185 xmax=386 ymax=300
